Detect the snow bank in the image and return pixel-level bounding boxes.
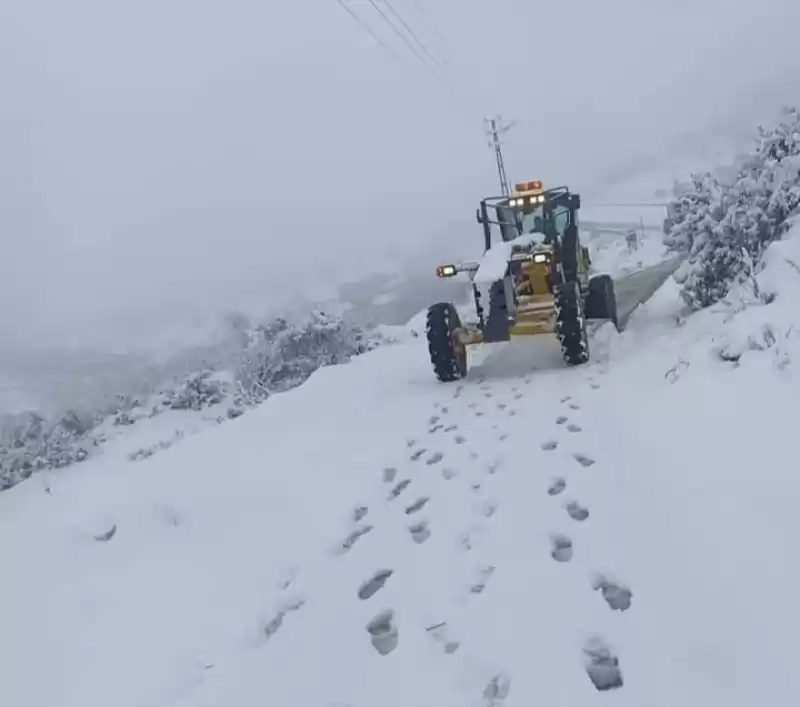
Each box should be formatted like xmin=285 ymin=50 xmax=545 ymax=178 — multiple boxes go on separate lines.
xmin=710 ymin=216 xmax=800 ymax=366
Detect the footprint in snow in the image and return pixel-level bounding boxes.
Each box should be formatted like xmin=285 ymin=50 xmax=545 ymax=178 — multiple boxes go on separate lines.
xmin=573 ymin=454 xmax=595 ymax=468
xmin=583 ymin=637 xmax=624 ymax=691
xmin=454 ymin=435 xmax=466 ymax=445
xmin=568 ymin=403 xmax=580 ymax=410
xmin=592 ymin=575 xmax=633 ymax=611
xmin=409 ymin=521 xmax=431 ymax=544
xmin=565 ymin=501 xmax=590 ymax=522
xmin=550 ymin=534 xmax=573 ymax=562
xmin=426 ymin=451 xmax=444 ymax=465
xmin=508 ymin=409 xmax=517 ymax=417
xmin=406 ymin=439 xmax=416 ymax=448
xmin=262 ymin=597 xmax=306 ymax=641
xmin=338 ymin=525 xmax=373 ymax=554
xmin=483 ymin=672 xmax=511 ymax=705
xmin=470 ymin=565 xmax=495 ymax=594
xmin=454 ymin=385 xmax=464 ymax=399
xmin=358 ymin=569 xmax=393 ymax=600
xmin=410 ymin=448 xmax=426 ymax=461
xmin=276 ymin=566 xmax=298 ymax=590
xmin=425 ymin=621 xmax=460 ymax=654
xmin=353 ymin=505 xmax=369 ymax=522
xmin=556 ymin=415 xmax=568 ymax=425
xmin=388 ymin=479 xmax=412 ymax=500
xmin=382 ymin=467 xmax=397 ymax=483
xmin=442 ymin=467 xmax=457 ymax=480
xmin=541 ymin=440 xmax=558 ymax=451
xmin=590 ymin=382 xmax=601 ymax=390
xmin=366 ymin=610 xmax=399 ymax=656
xmin=566 ymin=423 xmax=582 ymax=433
xmin=476 ymin=411 xmax=485 ymax=418
xmin=444 ymin=424 xmax=458 ymax=432
xmin=480 ymin=500 xmax=498 ymax=518
xmin=429 ymin=424 xmax=444 ymax=434
xmin=486 ymin=461 xmax=501 ymax=475
xmin=497 ymin=403 xmax=507 ymax=411
xmin=498 ymin=433 xmax=508 ymax=442
xmin=405 ymin=496 xmax=430 ymax=514
xmin=514 ymin=392 xmax=523 ymax=400
xmin=429 ymin=415 xmax=441 ymax=425
xmin=561 ymin=396 xmax=572 ymax=403
xmin=94 ymin=524 xmax=117 ymax=542
xmin=547 ymin=478 xmax=567 ymax=496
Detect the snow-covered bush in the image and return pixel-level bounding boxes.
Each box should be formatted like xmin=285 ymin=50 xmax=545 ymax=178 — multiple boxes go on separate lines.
xmin=160 ymin=370 xmax=230 ymax=411
xmin=0 ymin=411 xmax=93 ymax=490
xmin=0 ymin=311 xmax=382 ymax=491
xmin=664 ymin=107 xmax=800 ymax=309
xmin=234 ymin=310 xmax=379 ymax=404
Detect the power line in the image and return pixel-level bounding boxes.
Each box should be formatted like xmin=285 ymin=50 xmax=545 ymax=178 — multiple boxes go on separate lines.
xmin=366 ymin=0 xmax=435 ymax=74
xmin=409 ymin=0 xmax=454 ymax=64
xmin=335 ymin=1 xmax=487 ymax=132
xmin=336 ymin=0 xmax=400 ymax=61
xmin=378 ymin=0 xmax=442 ymax=70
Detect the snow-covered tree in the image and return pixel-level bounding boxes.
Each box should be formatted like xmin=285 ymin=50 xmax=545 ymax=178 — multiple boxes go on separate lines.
xmin=664 ymin=107 xmax=800 ymax=308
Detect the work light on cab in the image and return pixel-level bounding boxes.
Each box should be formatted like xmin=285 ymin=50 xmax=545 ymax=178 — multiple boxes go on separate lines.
xmin=436 ymin=264 xmax=458 ymax=278
xmin=508 ymin=179 xmax=545 ymax=207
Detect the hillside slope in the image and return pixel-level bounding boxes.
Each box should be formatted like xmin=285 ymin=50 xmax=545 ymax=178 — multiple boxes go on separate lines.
xmin=4 ymin=226 xmax=800 ymax=707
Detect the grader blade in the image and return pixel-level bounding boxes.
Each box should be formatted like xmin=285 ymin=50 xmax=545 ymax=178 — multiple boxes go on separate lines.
xmin=613 ymin=255 xmax=686 ymax=332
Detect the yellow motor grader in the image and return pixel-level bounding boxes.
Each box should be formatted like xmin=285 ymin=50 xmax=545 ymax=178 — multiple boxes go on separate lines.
xmin=426 ymin=180 xmax=619 ymax=382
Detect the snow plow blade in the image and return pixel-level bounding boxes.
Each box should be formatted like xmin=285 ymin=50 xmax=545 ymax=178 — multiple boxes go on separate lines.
xmin=613 ymin=255 xmax=685 ymax=332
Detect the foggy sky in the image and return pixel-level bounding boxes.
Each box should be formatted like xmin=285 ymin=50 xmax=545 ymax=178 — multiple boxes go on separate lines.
xmin=2 ymin=0 xmax=800 ymax=351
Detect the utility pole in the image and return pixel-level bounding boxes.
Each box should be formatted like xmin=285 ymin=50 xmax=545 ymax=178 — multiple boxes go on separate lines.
xmin=484 ymin=116 xmax=515 ymax=196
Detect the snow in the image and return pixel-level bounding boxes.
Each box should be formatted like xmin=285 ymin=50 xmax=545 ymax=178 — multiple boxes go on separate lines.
xmin=5 ymin=225 xmax=800 ymax=707
xmin=472 ymin=233 xmax=540 ymax=306
xmin=473 ymin=233 xmax=539 ymax=286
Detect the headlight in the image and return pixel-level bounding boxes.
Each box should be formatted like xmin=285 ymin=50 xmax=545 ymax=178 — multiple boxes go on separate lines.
xmin=436 ymin=264 xmax=458 ymax=277
xmin=533 ymin=253 xmax=549 ymax=263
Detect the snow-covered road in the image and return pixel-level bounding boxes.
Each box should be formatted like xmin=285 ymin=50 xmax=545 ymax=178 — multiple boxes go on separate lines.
xmin=4 ymin=228 xmax=800 ymax=707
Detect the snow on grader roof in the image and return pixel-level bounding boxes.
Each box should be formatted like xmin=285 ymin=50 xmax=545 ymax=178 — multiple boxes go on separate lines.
xmin=423 ymin=179 xmax=684 ymax=382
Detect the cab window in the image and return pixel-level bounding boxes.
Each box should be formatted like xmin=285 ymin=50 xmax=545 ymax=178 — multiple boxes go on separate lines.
xmin=552 ymin=205 xmax=570 ymax=237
